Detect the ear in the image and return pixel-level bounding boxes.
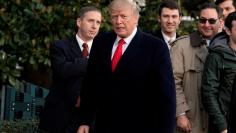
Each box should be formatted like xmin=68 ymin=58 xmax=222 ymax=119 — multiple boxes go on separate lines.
xmin=133 ymin=14 xmax=139 ymax=26
xmin=225 ymin=27 xmax=231 ymax=36
xmin=77 ymin=18 xmax=81 ymax=28
xmin=219 ymin=18 xmax=224 ymax=29
xmin=157 ymin=15 xmax=161 ymax=23
xmin=178 ymin=16 xmax=182 ymax=25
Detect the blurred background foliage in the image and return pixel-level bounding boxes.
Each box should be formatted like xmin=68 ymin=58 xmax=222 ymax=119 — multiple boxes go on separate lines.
xmin=0 ymin=0 xmax=211 ymax=88
xmin=0 ymin=119 xmax=38 ymax=133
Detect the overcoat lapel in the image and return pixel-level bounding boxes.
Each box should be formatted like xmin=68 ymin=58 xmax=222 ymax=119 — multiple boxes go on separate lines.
xmin=195 ymin=47 xmax=208 ymax=63
xmin=69 ymin=36 xmax=83 ymax=57
xmin=190 ymin=31 xmax=208 ymax=63
xmin=115 ymin=30 xmax=143 ymax=72
xmin=156 ymin=29 xmax=165 ymax=41
xmin=103 ymin=32 xmax=117 ymax=72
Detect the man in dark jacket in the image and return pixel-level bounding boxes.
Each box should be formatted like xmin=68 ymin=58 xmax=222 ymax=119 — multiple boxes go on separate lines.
xmin=154 ymin=0 xmax=182 ymax=49
xmin=77 ymin=0 xmax=176 ymax=133
xmin=209 ymin=0 xmax=236 ymax=47
xmin=228 ymin=75 xmax=236 ymax=133
xmin=202 ymin=11 xmax=236 ymax=133
xmin=38 ymin=6 xmax=102 ymax=133
xmin=215 ymin=0 xmax=236 ymax=20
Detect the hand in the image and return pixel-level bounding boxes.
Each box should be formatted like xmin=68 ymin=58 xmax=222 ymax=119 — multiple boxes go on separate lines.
xmin=221 ymin=129 xmax=227 ymax=133
xmin=176 ymin=115 xmax=192 ymax=132
xmin=75 ymin=96 xmax=81 ymax=107
xmin=77 ymin=125 xmax=89 ymax=133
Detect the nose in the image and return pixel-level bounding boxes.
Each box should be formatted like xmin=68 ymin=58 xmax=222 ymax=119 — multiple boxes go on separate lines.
xmin=91 ymin=21 xmax=97 ymax=29
xmin=223 ymin=9 xmax=227 ymax=17
xmin=116 ymin=16 xmax=122 ymax=24
xmin=167 ymin=17 xmax=173 ymax=23
xmin=204 ymin=20 xmax=211 ymax=26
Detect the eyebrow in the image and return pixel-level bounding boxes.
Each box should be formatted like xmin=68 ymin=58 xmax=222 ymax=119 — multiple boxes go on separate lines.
xmin=200 ymin=17 xmax=218 ymax=19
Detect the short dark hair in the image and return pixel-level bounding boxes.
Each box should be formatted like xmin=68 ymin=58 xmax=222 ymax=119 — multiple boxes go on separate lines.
xmin=225 ymin=11 xmax=236 ymax=30
xmin=199 ymin=2 xmax=223 ymax=18
xmin=215 ymin=0 xmax=236 ymax=9
xmin=157 ymin=0 xmax=182 ymax=16
xmin=78 ymin=6 xmax=101 ymax=18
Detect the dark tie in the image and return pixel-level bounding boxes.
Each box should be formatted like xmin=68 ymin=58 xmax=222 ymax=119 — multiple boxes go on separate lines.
xmin=111 ymin=39 xmax=125 ymax=72
xmin=168 ymin=39 xmax=173 ymax=45
xmin=82 ymin=43 xmax=89 ymax=58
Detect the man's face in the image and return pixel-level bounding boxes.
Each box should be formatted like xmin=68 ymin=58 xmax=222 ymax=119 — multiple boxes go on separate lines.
xmin=158 ymin=8 xmax=181 ymax=36
xmin=198 ymin=8 xmax=221 ymax=39
xmin=77 ymin=11 xmax=102 ymax=42
xmin=110 ymin=6 xmax=138 ymax=38
xmin=226 ymin=20 xmax=236 ymax=44
xmin=219 ymin=0 xmax=236 ymax=20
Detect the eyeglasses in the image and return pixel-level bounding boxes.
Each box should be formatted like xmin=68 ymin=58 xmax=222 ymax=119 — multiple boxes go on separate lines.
xmin=199 ymin=18 xmax=218 ymax=24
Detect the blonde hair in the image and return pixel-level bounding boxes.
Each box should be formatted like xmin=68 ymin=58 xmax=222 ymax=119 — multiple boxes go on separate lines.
xmin=108 ymin=0 xmax=140 ymax=18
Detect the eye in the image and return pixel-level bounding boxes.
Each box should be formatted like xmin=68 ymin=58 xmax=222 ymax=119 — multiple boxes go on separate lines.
xmin=111 ymin=15 xmax=118 ymax=20
xmin=96 ymin=21 xmax=101 ymax=25
xmin=121 ymin=15 xmax=128 ymax=19
xmin=172 ymin=15 xmax=178 ymax=19
xmin=88 ymin=19 xmax=93 ymax=22
xmin=208 ymin=19 xmax=217 ymax=24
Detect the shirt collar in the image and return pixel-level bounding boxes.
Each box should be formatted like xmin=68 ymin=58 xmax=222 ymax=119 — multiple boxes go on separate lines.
xmin=161 ymin=31 xmax=176 ymax=44
xmin=115 ymin=27 xmax=137 ymax=45
xmin=76 ymin=34 xmax=93 ymax=51
xmin=206 ymin=39 xmax=210 ymax=47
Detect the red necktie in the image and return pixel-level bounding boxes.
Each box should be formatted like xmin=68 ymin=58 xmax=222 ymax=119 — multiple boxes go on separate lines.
xmin=82 ymin=43 xmax=89 ymax=58
xmin=112 ymin=39 xmax=125 ymax=72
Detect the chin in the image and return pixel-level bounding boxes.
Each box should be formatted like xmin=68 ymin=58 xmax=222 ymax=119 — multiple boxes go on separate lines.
xmin=88 ymin=35 xmax=96 ymax=39
xmin=116 ymin=33 xmax=127 ymax=38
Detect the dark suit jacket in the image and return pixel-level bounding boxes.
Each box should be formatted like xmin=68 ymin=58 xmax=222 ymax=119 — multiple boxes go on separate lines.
xmin=39 ymin=36 xmax=88 ymax=133
xmin=153 ymin=29 xmax=165 ymax=42
xmin=228 ymin=76 xmax=236 ymax=133
xmin=79 ymin=29 xmax=176 ymax=133
xmin=153 ymin=29 xmax=179 ymax=43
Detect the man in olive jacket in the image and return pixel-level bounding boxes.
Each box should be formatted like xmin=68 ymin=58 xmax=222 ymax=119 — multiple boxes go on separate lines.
xmin=202 ymin=11 xmax=236 ymax=133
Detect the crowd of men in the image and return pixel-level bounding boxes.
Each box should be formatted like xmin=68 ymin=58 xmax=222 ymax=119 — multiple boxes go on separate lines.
xmin=38 ymin=0 xmax=236 ymax=133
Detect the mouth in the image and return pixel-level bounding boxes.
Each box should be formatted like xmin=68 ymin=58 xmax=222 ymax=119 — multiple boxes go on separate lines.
xmin=89 ymin=31 xmax=96 ymax=35
xmin=202 ymin=30 xmax=213 ymax=35
xmin=166 ymin=25 xmax=175 ymax=28
xmin=115 ymin=27 xmax=125 ymax=30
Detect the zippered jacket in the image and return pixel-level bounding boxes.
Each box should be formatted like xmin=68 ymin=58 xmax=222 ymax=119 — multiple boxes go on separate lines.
xmin=202 ymin=34 xmax=236 ymax=133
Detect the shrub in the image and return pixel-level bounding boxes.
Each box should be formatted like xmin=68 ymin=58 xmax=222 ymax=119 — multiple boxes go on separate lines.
xmin=0 ymin=119 xmax=39 ymax=133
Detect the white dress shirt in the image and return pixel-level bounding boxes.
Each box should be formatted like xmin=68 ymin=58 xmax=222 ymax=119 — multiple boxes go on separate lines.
xmin=162 ymin=31 xmax=176 ymax=49
xmin=76 ymin=34 xmax=93 ymax=53
xmin=111 ymin=27 xmax=137 ymax=59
